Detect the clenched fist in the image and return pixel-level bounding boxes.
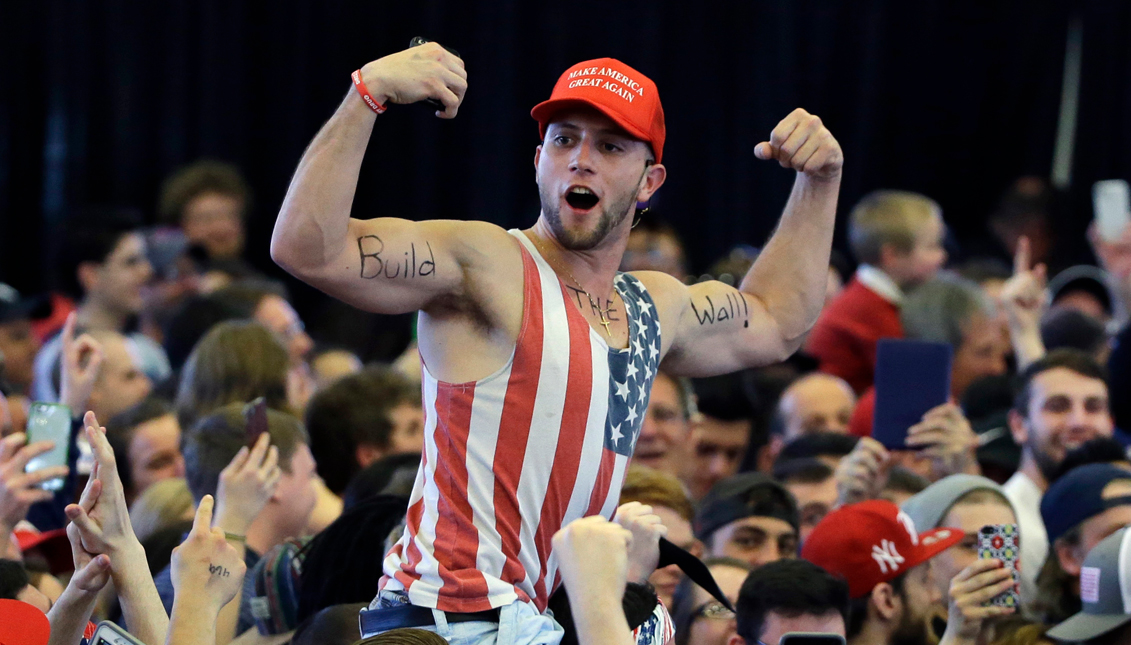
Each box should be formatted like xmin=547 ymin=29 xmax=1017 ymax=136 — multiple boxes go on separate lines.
xmin=357 ymin=42 xmax=468 ymax=119
xmin=755 ymin=108 xmax=843 ymax=180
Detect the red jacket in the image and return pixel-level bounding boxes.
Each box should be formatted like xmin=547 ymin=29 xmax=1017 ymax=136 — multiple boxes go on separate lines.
xmin=805 ymin=278 xmax=903 ymax=395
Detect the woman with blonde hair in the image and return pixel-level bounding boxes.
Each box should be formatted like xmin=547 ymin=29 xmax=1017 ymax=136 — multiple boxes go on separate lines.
xmin=129 ymin=477 xmax=195 ymax=544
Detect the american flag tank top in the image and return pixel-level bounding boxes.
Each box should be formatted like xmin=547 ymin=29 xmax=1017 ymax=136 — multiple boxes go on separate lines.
xmin=378 ymin=229 xmax=663 ymax=613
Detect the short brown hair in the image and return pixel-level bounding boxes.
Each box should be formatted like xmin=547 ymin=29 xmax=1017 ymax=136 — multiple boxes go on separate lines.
xmin=848 ymin=190 xmax=940 ymax=265
xmin=1013 ymin=348 xmax=1108 ymax=418
xmin=183 ymin=402 xmax=309 ymax=502
xmin=158 ymin=160 xmax=250 ymax=226
xmin=305 ymin=366 xmax=422 ymax=494
xmin=619 ymin=464 xmax=694 ymax=522
xmin=175 ymin=321 xmax=290 ymax=429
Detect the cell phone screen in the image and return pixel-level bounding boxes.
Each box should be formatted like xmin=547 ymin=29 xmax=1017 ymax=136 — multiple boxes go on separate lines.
xmin=779 ymin=634 xmax=847 ymax=645
xmin=24 ymin=402 xmax=71 ymax=491
xmin=244 ymin=398 xmax=268 ymax=448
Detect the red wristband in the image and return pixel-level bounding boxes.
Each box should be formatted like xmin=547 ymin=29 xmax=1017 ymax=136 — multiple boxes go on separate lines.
xmin=351 ymin=69 xmax=387 ymax=115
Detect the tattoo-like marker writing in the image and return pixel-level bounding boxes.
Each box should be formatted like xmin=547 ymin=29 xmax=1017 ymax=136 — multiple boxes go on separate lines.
xmin=358 ymin=235 xmax=437 ymax=280
xmin=691 ymin=292 xmax=750 ymax=327
xmin=209 ymin=563 xmax=231 ymax=577
xmin=566 ymin=286 xmax=621 ymax=321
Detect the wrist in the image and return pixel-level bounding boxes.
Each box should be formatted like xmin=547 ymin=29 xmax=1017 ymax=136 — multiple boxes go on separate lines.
xmin=109 ymin=540 xmax=147 ymax=581
xmin=797 ymin=169 xmax=842 ymax=188
xmin=213 ymin=509 xmax=252 ymax=535
xmin=172 ymin=591 xmax=224 ymax=620
xmin=358 ymin=63 xmax=391 ymax=106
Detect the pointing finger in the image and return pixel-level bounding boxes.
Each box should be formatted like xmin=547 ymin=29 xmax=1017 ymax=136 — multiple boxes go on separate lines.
xmin=1013 ymin=236 xmax=1031 ymax=275
xmin=192 ymin=495 xmax=215 ymax=536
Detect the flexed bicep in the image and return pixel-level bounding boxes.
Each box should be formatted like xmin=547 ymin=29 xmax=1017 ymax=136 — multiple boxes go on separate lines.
xmin=291 ymin=217 xmax=501 ymax=315
xmin=662 ymin=279 xmax=791 ymax=377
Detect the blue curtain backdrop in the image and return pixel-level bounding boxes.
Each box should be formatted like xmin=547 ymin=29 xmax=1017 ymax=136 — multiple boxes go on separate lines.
xmin=1 ymin=0 xmax=1125 ymax=356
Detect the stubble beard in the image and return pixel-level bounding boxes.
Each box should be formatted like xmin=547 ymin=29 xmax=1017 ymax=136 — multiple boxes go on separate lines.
xmin=538 ymin=178 xmax=642 ymax=252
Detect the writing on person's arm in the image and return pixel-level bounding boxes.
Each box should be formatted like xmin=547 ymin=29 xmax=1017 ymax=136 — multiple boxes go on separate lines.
xmin=656 ymin=275 xmax=791 ymax=377
xmin=689 ymin=290 xmax=750 ymax=328
xmin=357 ymin=235 xmax=437 ymax=280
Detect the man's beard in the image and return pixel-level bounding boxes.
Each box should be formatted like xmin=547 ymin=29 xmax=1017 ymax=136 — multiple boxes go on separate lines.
xmin=889 ymin=594 xmax=933 ymax=645
xmin=539 ymin=185 xmax=637 ymax=251
xmin=1031 ymin=436 xmax=1064 ymax=483
xmin=538 ymin=165 xmax=648 ymax=251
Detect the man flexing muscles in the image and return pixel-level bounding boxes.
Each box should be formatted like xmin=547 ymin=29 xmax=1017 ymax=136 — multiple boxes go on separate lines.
xmin=271 ymin=42 xmax=843 ymax=644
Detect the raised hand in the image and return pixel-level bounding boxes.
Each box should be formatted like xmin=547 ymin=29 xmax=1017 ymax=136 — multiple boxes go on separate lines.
xmin=755 ymin=108 xmax=844 ymax=181
xmin=356 ymin=41 xmax=468 ymax=119
xmin=1000 ymin=237 xmax=1048 ymax=332
xmin=65 ymin=482 xmax=113 ymax=595
xmin=64 ymin=412 xmax=139 ymax=555
xmin=613 ymin=502 xmax=668 ymax=584
xmin=58 ymin=312 xmax=104 ymax=413
xmin=554 ymin=515 xmax=633 ymax=600
xmin=171 ymin=495 xmax=247 ymax=614
xmin=905 ymin=403 xmax=979 ymax=478
xmin=213 ymin=432 xmax=281 ymax=536
xmin=0 ymin=432 xmax=69 ymax=531
xmin=835 ymin=436 xmax=889 ymax=507
xmin=940 ymin=558 xmax=1016 ymax=645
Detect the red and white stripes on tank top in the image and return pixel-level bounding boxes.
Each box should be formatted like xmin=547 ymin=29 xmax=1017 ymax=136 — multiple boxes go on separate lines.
xmin=378 ymin=229 xmax=663 ymax=613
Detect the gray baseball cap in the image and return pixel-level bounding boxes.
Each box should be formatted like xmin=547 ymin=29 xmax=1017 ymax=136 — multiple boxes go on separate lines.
xmin=1046 ymin=527 xmax=1131 ymax=642
xmin=901 ymin=474 xmax=1013 ymax=531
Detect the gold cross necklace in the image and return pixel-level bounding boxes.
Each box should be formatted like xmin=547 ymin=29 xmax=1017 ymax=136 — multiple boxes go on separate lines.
xmin=531 ymin=236 xmax=618 ymax=338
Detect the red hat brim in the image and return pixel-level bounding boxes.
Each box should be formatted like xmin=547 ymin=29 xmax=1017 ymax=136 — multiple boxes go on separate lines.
xmin=904 ymin=527 xmax=965 ymax=575
xmin=0 ymin=599 xmax=51 ymax=645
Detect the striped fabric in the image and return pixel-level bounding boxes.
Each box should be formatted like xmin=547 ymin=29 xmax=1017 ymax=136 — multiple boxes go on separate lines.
xmin=379 ymin=230 xmax=662 ymax=613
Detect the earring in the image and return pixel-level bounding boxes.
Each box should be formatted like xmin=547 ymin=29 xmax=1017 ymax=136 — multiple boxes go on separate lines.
xmin=631 ymin=207 xmax=650 ymax=229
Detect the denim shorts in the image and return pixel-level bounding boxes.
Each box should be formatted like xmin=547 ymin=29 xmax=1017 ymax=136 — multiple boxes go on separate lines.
xmin=361 ymin=590 xmax=564 ymax=645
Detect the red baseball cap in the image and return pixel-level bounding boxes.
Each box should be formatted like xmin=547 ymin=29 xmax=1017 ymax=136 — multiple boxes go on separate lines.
xmin=801 ymin=500 xmax=963 ymax=600
xmin=531 ymin=58 xmax=666 ymax=163
xmin=0 ymin=599 xmax=51 ymax=645
xmin=14 ymin=528 xmax=72 ymax=576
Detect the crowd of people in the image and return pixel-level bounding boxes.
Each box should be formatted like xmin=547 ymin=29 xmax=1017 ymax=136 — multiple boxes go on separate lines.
xmin=1 ymin=42 xmax=1130 ymax=645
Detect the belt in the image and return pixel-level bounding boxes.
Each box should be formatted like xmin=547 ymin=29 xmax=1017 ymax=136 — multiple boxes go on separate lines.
xmin=359 ymin=604 xmax=500 ymax=636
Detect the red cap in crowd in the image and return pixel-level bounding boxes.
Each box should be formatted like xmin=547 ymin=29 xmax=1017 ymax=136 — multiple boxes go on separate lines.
xmin=801 ymin=499 xmax=963 ymax=599
xmin=531 ymin=58 xmax=666 ymax=163
xmin=0 ymin=599 xmax=51 ymax=645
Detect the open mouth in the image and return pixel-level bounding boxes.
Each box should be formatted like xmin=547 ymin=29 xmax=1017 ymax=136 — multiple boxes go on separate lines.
xmin=565 ymin=186 xmax=600 ymax=211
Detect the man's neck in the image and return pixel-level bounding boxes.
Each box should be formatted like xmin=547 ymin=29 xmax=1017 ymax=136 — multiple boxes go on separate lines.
xmin=77 ymin=298 xmax=127 ymax=332
xmin=245 ymin=517 xmax=285 ymax=557
xmin=527 ymin=217 xmax=630 ymax=291
xmin=1017 ymin=452 xmax=1049 ymax=492
xmin=850 ymin=619 xmax=891 ymax=645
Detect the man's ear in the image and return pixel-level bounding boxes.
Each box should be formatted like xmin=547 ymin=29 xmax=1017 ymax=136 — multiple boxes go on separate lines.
xmin=77 ymin=261 xmax=100 ymax=294
xmin=636 ymin=163 xmax=667 ymax=203
xmin=1055 ymin=539 xmax=1086 ymax=577
xmin=534 ymin=145 xmax=542 ymax=173
xmin=756 ymin=435 xmax=784 ymax=474
xmin=355 ymin=443 xmax=385 ymax=469
xmin=727 ymin=635 xmax=746 ymax=645
xmin=870 ymin=581 xmax=900 ymax=622
xmin=1007 ymin=409 xmax=1028 ymax=446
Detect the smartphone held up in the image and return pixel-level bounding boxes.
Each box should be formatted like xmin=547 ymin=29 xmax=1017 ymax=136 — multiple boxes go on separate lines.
xmin=24 ymin=402 xmax=71 ymax=491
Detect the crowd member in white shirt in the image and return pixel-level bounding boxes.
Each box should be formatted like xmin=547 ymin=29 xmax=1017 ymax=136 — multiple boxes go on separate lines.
xmin=1003 ymin=349 xmax=1114 ymax=606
